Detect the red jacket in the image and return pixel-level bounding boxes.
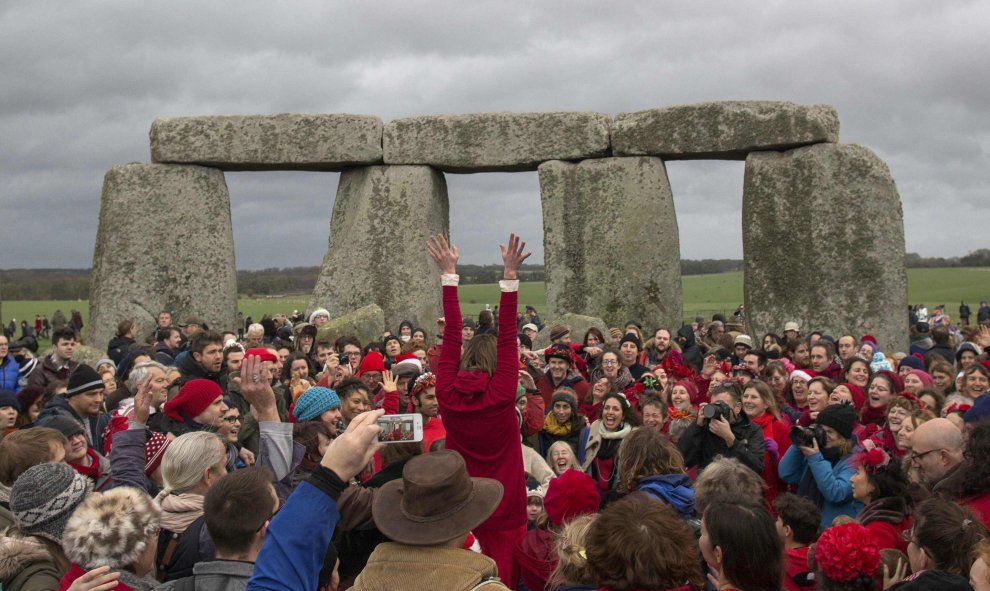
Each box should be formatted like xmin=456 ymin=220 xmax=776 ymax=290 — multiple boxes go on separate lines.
xmin=437 ymin=283 xmax=526 ymax=533
xmin=535 ymin=371 xmax=590 ymax=409
xmin=963 ymin=490 xmax=990 ymax=529
xmin=60 ymin=564 xmax=137 ymax=591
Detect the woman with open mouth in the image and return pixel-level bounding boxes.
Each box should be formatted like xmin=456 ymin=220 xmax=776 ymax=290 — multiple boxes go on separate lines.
xmin=545 ymin=440 xmax=580 ymax=476
xmin=862 ymin=370 xmax=904 ymax=428
xmin=580 ymin=392 xmax=640 ymax=506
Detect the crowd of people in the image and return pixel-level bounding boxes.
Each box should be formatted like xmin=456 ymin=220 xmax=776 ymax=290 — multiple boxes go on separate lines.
xmin=2 ymin=234 xmax=990 ymax=591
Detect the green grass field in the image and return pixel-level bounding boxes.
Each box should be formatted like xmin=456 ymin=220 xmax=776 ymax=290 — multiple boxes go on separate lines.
xmin=3 ymin=268 xmax=988 ymax=342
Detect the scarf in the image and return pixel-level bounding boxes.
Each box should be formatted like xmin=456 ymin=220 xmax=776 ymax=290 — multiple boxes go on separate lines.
xmin=542 ymin=413 xmax=571 ymax=437
xmin=158 ymin=492 xmax=205 ymax=533
xmin=595 ymin=420 xmax=631 ymax=460
xmin=857 ymin=496 xmax=908 ymax=526
xmin=861 ymin=404 xmax=887 ymax=427
xmin=749 ymin=412 xmax=776 ymax=438
xmin=69 ymin=448 xmax=103 ymax=481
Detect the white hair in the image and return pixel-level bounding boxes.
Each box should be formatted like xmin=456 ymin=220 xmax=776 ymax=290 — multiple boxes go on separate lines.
xmin=247 ymin=323 xmax=264 ymax=335
xmin=156 ymin=432 xmax=224 ymax=501
xmin=126 ymin=361 xmax=168 ymax=392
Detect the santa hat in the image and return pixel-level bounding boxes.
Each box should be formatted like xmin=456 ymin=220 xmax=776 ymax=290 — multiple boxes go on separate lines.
xmin=392 ymin=352 xmax=423 ymax=374
xmin=789 ymin=369 xmax=816 ymax=383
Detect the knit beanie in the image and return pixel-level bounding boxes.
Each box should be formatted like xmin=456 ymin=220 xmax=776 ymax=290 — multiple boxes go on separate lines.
xmin=16 ymin=386 xmax=43 ymax=415
xmin=11 ymin=462 xmax=90 ymax=542
xmin=244 ymin=348 xmax=277 ymax=363
xmin=66 ymin=364 xmax=104 ymax=397
xmin=309 ymin=308 xmax=330 ymax=324
xmin=839 ymin=383 xmax=867 ymax=412
xmin=544 ymin=470 xmax=599 ymax=526
xmin=548 ymin=325 xmax=570 ymax=342
xmin=62 ymin=487 xmax=161 ymax=569
xmin=609 ymin=328 xmax=623 ymax=341
xmin=909 ymin=369 xmax=934 ymax=390
xmin=544 ymin=344 xmax=572 ymax=364
xmin=357 ymin=351 xmax=386 ymax=376
xmin=674 ymin=379 xmax=697 ymax=400
xmin=163 ymin=379 xmax=223 ymax=422
xmin=956 ymin=342 xmax=981 ymax=362
xmin=619 ymin=333 xmax=642 ymax=352
xmin=964 ymin=394 xmax=990 ymax=424
xmin=0 ymin=389 xmax=19 ymax=410
xmin=43 ymin=415 xmax=86 ymax=439
xmin=898 ymin=355 xmax=925 ymax=371
xmin=550 ymin=390 xmax=577 ymax=410
xmin=816 ymin=403 xmax=858 ymax=440
xmin=144 ymin=432 xmax=171 ymax=476
xmin=294 ymin=387 xmax=341 ymax=422
xmin=874 ymin=370 xmax=905 ymax=394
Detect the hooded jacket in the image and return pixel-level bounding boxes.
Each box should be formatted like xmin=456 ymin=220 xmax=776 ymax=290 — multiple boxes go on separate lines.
xmin=857 ymin=496 xmax=911 ymax=553
xmin=635 ymin=474 xmax=696 ymax=518
xmin=106 ymin=335 xmax=136 ymax=365
xmin=0 ymin=532 xmax=66 ymax=591
xmin=436 ymin=280 xmax=526 ymax=534
xmin=36 ymin=395 xmax=111 ymax=455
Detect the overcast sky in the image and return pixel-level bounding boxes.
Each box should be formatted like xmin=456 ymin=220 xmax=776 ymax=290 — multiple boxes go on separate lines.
xmin=2 ymin=1 xmax=988 ymax=269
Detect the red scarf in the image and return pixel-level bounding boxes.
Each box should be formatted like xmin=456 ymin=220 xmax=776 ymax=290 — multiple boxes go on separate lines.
xmin=861 ymin=404 xmax=888 ymax=427
xmin=750 ymin=412 xmax=776 ymax=438
xmin=69 ymin=448 xmax=102 ymax=481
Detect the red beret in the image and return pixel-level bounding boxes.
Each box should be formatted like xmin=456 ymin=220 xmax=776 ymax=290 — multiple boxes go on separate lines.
xmin=544 ymin=469 xmax=599 ymax=526
xmin=163 ymin=379 xmax=223 ymax=422
xmin=245 ymin=348 xmax=278 ymax=363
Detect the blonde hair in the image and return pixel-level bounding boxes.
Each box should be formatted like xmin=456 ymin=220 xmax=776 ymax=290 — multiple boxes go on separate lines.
xmin=156 ymin=431 xmax=224 ymax=501
xmin=549 ymin=513 xmax=597 ymax=588
xmin=546 ymin=441 xmax=580 ymax=475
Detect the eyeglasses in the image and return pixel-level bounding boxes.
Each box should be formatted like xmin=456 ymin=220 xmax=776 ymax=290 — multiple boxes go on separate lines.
xmin=221 ymin=416 xmax=241 ymax=424
xmin=908 ymin=448 xmax=941 ymax=463
xmin=601 ymin=360 xmax=618 ymax=366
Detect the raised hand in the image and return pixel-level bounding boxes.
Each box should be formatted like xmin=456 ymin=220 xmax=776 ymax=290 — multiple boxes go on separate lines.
xmin=381 ymin=370 xmax=398 ymax=393
xmin=321 ymin=408 xmax=385 ymax=481
xmin=426 ymin=234 xmax=459 ymax=275
xmin=241 ymin=354 xmax=279 ymax=423
xmin=132 ymin=377 xmax=153 ymax=426
xmin=499 ymin=233 xmax=532 ymax=280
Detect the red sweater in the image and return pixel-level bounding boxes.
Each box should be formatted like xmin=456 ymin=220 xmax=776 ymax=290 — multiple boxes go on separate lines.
xmin=437 ymin=283 xmax=526 ymax=532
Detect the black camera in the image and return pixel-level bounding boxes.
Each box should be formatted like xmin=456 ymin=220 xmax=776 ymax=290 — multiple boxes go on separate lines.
xmin=790 ymin=424 xmax=827 ymax=449
xmin=702 ymin=401 xmax=731 ymax=423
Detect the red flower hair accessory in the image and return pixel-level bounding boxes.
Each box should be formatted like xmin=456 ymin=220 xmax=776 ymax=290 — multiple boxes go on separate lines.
xmin=945 ymin=402 xmax=973 ymax=416
xmin=898 ymin=392 xmax=926 ymax=411
xmin=855 ymin=447 xmax=891 ymax=473
xmin=660 ymin=356 xmax=695 ymax=381
xmin=815 ymin=523 xmax=881 ymax=583
xmin=411 ymin=372 xmax=436 ymax=397
xmin=668 ymin=408 xmax=693 ymax=421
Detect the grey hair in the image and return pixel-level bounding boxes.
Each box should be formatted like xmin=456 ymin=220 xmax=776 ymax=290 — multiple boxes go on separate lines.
xmin=155 ymin=432 xmax=225 ymax=502
xmin=126 ymin=361 xmax=168 ymax=392
xmin=247 ymin=323 xmax=264 ymax=335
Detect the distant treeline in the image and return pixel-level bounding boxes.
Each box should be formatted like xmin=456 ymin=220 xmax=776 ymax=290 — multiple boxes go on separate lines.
xmin=3 ymin=250 xmax=988 ymax=300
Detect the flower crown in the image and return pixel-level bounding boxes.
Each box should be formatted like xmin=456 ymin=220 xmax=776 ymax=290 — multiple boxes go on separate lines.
xmin=815 ymin=523 xmax=881 ymax=582
xmin=411 ymin=372 xmax=436 ymax=396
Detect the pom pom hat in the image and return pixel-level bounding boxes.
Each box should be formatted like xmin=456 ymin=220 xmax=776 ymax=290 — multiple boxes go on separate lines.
xmin=163 ymin=379 xmax=223 ymax=422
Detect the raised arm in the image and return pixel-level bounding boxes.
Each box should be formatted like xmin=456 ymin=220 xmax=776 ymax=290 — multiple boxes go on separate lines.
xmin=426 ymin=234 xmax=463 ymax=387
xmin=492 ymin=234 xmax=531 ymax=398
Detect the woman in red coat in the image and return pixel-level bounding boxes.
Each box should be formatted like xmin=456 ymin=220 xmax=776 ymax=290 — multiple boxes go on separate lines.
xmin=741 ymin=381 xmax=791 ymax=509
xmin=427 ymin=233 xmax=531 ymax=588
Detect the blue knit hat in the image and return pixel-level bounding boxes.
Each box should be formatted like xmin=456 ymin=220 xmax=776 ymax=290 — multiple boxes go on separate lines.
xmin=0 ymin=389 xmax=19 ymax=411
xmin=294 ymin=387 xmax=341 ymax=422
xmin=964 ymin=394 xmax=990 ymax=424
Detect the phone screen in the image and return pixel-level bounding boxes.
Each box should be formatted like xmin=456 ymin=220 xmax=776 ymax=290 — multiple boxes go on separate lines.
xmin=376 ymin=414 xmax=423 ymax=443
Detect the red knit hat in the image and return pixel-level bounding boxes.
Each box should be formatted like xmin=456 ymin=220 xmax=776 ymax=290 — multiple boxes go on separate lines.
xmin=144 ymin=432 xmax=171 ymax=476
xmin=544 ymin=470 xmax=599 ymax=526
xmin=163 ymin=379 xmax=223 ymax=421
xmin=245 ymin=348 xmax=278 ymax=363
xmin=839 ymin=383 xmax=866 ymax=411
xmin=357 ymin=351 xmax=386 ymax=376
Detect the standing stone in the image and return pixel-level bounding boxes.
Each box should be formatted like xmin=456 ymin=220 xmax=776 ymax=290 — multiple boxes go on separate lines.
xmin=539 ymin=157 xmax=682 ymax=329
xmin=311 ymin=166 xmax=449 ymax=332
xmin=89 ymin=164 xmax=237 ymax=350
xmin=384 ymin=112 xmax=611 ymax=172
xmin=150 ymin=114 xmax=383 ymax=171
xmin=315 ymin=305 xmax=386 ymax=348
xmin=612 ymin=101 xmax=839 ymax=160
xmin=743 ymin=144 xmax=907 ymax=352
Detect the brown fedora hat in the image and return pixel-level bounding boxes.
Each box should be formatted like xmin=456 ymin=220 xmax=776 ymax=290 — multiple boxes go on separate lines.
xmin=372 ymin=449 xmax=503 ymax=546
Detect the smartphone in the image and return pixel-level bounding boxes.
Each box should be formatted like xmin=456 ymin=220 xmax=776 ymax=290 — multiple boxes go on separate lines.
xmin=376 ymin=413 xmax=424 ymax=443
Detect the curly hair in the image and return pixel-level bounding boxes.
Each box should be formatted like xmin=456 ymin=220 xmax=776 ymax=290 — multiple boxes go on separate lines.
xmin=587 ymin=494 xmax=703 ymax=590
xmin=694 ymin=456 xmax=766 ymax=515
xmin=962 ymin=422 xmax=990 ymax=498
xmin=616 ymin=427 xmax=685 ymax=493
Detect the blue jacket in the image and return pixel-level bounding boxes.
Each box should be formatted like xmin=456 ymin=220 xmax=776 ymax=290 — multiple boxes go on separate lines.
xmin=636 ymin=474 xmax=696 ymax=518
xmin=778 ymin=445 xmax=862 ymax=526
xmin=0 ymin=355 xmax=19 ymax=393
xmin=248 ymin=466 xmax=344 ymax=591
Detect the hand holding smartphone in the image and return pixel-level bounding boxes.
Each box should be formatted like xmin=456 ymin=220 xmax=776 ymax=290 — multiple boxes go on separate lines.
xmin=376 ymin=413 xmax=424 ymax=443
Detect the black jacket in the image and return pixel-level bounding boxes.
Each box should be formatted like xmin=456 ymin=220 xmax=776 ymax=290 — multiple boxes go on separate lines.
xmin=106 ymin=335 xmax=136 ymax=364
xmin=677 ymin=410 xmax=765 ymax=474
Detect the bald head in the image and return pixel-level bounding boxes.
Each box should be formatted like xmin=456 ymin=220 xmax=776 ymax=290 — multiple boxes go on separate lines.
xmin=911 ymin=418 xmax=965 ymax=485
xmin=913 ymin=418 xmax=963 ymax=452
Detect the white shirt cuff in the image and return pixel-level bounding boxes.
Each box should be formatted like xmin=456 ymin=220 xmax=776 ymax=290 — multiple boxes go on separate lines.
xmin=500 ymin=279 xmax=519 ymax=292
xmin=441 ymin=274 xmax=460 ymax=286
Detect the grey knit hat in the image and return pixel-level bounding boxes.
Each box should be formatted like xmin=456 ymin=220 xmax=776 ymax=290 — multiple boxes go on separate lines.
xmin=11 ymin=462 xmax=90 ymax=542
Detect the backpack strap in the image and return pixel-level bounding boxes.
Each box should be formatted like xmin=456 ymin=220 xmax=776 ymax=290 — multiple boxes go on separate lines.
xmin=157 ymin=531 xmax=181 ymax=583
